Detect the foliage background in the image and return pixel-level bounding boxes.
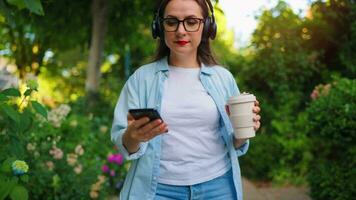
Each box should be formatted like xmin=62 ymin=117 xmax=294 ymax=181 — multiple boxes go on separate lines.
xmin=1 ymin=0 xmax=355 ymax=199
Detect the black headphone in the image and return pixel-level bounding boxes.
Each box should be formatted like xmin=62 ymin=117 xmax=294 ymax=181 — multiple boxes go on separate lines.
xmin=151 ymin=0 xmax=217 ymax=40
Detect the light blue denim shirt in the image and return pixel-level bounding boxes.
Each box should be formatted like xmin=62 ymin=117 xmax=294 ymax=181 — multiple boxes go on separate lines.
xmin=111 ymin=57 xmax=249 ymax=200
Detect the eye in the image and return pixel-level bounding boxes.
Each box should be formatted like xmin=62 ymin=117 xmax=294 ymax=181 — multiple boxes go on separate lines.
xmin=164 ymin=18 xmax=178 ymax=26
xmin=185 ymin=18 xmax=200 ymax=26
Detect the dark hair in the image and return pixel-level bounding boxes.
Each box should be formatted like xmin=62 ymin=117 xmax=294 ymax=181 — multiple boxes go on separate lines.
xmin=153 ymin=0 xmax=218 ymax=66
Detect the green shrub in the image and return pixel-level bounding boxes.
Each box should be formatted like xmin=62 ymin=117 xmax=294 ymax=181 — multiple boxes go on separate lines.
xmin=239 ymin=90 xmax=312 ymax=185
xmin=306 ymin=77 xmax=356 ymax=200
xmin=0 ymin=83 xmax=127 ymax=199
xmin=240 ymin=134 xmax=282 ymax=181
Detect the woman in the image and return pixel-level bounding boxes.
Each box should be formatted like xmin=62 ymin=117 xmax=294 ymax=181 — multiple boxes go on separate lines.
xmin=111 ymin=0 xmax=261 ymax=199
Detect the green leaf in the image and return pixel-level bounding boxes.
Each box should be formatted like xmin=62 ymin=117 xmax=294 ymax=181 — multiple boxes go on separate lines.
xmin=0 ymin=104 xmax=20 ymax=124
xmin=6 ymin=0 xmax=44 ymax=15
xmin=23 ymin=89 xmax=32 ymax=97
xmin=6 ymin=0 xmax=26 ymax=10
xmin=1 ymin=88 xmax=21 ymax=97
xmin=31 ymin=101 xmax=47 ymax=118
xmin=0 ymin=0 xmax=14 ymax=24
xmin=1 ymin=157 xmax=17 ymax=173
xmin=23 ymin=0 xmax=43 ymax=15
xmin=0 ymin=93 xmax=9 ymax=101
xmin=20 ymin=175 xmax=29 ymax=183
xmin=10 ymin=185 xmax=28 ymax=200
xmin=0 ymin=177 xmax=17 ymax=200
xmin=19 ymin=108 xmax=32 ymax=133
xmin=26 ymin=80 xmax=38 ymax=90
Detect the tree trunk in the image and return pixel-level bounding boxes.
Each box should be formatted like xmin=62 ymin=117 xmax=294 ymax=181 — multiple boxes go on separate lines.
xmin=85 ymin=0 xmax=108 ymax=105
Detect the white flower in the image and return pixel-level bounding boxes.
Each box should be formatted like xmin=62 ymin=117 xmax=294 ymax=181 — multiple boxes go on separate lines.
xmin=46 ymin=161 xmax=55 ymax=170
xmin=66 ymin=153 xmax=78 ymax=166
xmin=49 ymin=146 xmax=63 ymax=160
xmin=75 ymin=145 xmax=84 ymax=156
xmin=48 ymin=104 xmax=71 ymax=128
xmin=74 ymin=164 xmax=82 ymax=174
xmin=27 ymin=143 xmax=36 ymax=151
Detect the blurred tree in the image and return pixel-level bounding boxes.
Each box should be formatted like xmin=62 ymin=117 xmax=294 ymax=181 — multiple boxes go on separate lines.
xmin=238 ymin=1 xmax=320 ymax=183
xmin=0 ymin=0 xmax=90 ymax=78
xmin=0 ymin=0 xmax=155 ymax=106
xmin=239 ymin=0 xmax=355 ymax=184
xmin=305 ymin=0 xmax=356 ymax=78
xmin=86 ymin=0 xmax=108 ymax=105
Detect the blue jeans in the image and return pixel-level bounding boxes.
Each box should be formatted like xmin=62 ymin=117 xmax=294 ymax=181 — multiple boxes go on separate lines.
xmin=154 ymin=168 xmax=237 ymax=200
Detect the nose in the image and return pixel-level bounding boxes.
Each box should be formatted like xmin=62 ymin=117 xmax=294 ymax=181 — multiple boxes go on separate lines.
xmin=176 ymin=21 xmax=187 ymax=35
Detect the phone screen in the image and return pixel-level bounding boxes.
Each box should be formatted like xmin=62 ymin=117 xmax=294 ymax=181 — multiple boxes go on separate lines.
xmin=128 ymin=108 xmax=162 ymax=122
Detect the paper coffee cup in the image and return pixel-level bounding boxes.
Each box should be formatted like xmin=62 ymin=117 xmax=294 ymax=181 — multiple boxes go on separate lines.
xmin=228 ymin=92 xmax=256 ymax=139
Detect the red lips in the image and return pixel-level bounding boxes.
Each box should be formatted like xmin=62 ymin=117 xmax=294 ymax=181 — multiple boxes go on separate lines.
xmin=176 ymin=40 xmax=189 ymax=45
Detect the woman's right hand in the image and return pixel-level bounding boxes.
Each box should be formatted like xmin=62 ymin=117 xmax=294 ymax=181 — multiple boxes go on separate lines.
xmin=122 ymin=113 xmax=168 ymax=154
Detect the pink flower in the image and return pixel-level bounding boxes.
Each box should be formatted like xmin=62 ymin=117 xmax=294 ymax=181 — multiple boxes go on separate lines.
xmin=108 ymin=154 xmax=116 ymax=163
xmin=310 ymin=83 xmax=332 ymax=101
xmin=109 ymin=170 xmax=116 ymax=177
xmin=114 ymin=154 xmax=123 ymax=165
xmin=102 ymin=165 xmax=109 ymax=173
xmin=107 ymin=154 xmax=124 ymax=165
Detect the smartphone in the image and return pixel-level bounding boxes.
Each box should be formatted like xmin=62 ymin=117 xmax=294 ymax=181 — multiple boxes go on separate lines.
xmin=128 ymin=108 xmax=163 ymax=122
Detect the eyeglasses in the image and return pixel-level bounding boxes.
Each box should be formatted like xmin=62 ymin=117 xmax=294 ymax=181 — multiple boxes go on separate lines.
xmin=161 ymin=17 xmax=204 ymax=32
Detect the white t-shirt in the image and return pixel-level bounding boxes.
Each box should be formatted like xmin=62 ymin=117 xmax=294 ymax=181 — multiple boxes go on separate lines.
xmin=158 ymin=65 xmax=230 ymax=185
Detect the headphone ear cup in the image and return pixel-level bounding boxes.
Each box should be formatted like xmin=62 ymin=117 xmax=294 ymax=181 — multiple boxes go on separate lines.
xmin=203 ymin=16 xmax=211 ymax=41
xmin=202 ymin=16 xmax=217 ymax=40
xmin=151 ymin=19 xmax=158 ymax=39
xmin=157 ymin=19 xmax=163 ymax=38
xmin=151 ymin=16 xmax=162 ymax=39
xmin=209 ymin=19 xmax=217 ymax=40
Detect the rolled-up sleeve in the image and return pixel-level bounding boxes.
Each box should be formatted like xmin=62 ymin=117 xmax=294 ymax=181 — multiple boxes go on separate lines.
xmin=235 ymin=139 xmax=249 ymax=157
xmin=110 ymin=73 xmax=148 ymax=160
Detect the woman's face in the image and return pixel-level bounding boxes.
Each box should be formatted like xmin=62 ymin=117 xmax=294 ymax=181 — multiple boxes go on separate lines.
xmin=163 ymin=0 xmax=204 ymax=57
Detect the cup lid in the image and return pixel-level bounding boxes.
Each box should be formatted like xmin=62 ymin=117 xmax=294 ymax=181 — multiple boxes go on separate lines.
xmin=228 ymin=92 xmax=256 ymax=104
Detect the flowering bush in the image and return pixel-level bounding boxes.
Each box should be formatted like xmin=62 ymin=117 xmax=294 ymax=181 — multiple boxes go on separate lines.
xmin=306 ymin=77 xmax=356 ymax=200
xmin=0 ymin=81 xmax=46 ymax=200
xmin=100 ymin=153 xmax=126 ymax=194
xmin=310 ymin=83 xmax=332 ymax=100
xmin=0 ymin=82 xmax=128 ymax=199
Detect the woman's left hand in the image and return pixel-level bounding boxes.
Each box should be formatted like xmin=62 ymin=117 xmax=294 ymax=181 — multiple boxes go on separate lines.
xmin=253 ymin=100 xmax=261 ymax=131
xmin=232 ymin=99 xmax=261 ymax=149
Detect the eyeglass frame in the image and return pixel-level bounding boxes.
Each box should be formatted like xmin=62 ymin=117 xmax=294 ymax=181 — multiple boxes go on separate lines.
xmin=161 ymin=17 xmax=205 ymax=32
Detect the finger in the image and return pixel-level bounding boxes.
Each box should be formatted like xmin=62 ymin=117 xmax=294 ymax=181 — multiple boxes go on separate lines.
xmin=132 ymin=117 xmax=150 ymax=129
xmin=253 ymin=115 xmax=261 ymax=122
xmin=127 ymin=113 xmax=135 ymax=124
xmin=254 ymin=100 xmax=260 ymax=106
xmin=127 ymin=113 xmax=134 ymax=120
xmin=133 ymin=120 xmax=164 ymax=142
xmin=254 ymin=121 xmax=261 ymax=131
xmin=144 ymin=123 xmax=168 ymax=140
xmin=139 ymin=119 xmax=163 ymax=134
xmin=253 ymin=106 xmax=261 ymax=113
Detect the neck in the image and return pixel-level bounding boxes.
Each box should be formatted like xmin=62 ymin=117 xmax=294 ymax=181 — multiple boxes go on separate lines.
xmin=169 ymin=53 xmax=200 ymax=68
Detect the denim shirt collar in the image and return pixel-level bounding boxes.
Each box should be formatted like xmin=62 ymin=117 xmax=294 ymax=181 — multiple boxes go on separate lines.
xmin=155 ymin=57 xmax=213 ymax=76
